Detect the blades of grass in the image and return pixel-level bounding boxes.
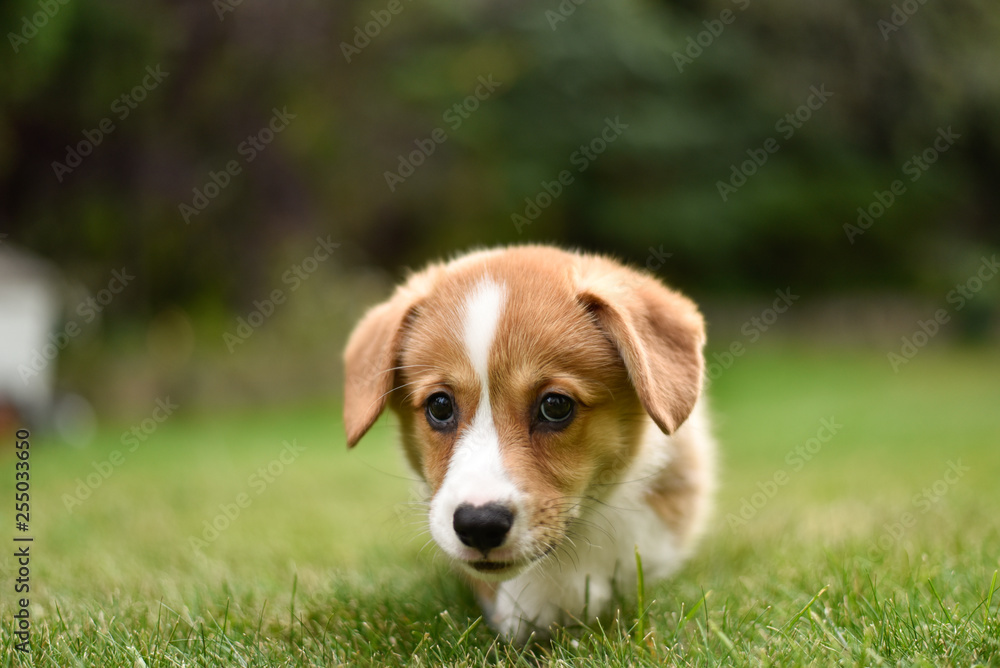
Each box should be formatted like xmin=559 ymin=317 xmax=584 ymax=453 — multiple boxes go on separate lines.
xmin=455 ymin=616 xmax=482 ymax=646
xmin=151 ymin=599 xmax=164 ymax=661
xmin=986 ymin=570 xmax=999 ymax=623
xmin=681 ymin=590 xmax=711 ymax=630
xmin=670 ymin=587 xmax=712 ymax=651
xmin=693 ymin=618 xmax=715 ymax=664
xmin=634 ymin=545 xmax=645 ymax=644
xmin=289 ymin=573 xmax=298 ymax=651
xmin=811 ymin=609 xmax=849 ymax=652
xmin=708 ymin=619 xmax=736 ymax=653
xmin=255 ymin=599 xmax=268 ymax=651
xmin=925 ymin=579 xmax=951 ymax=619
xmin=782 ymin=585 xmax=829 ymax=632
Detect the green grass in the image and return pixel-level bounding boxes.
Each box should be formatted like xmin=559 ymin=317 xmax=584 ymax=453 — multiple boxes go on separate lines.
xmin=2 ymin=345 xmax=999 ymax=666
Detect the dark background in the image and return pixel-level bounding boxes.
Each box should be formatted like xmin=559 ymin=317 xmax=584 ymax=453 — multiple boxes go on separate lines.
xmin=2 ymin=0 xmax=998 ymax=424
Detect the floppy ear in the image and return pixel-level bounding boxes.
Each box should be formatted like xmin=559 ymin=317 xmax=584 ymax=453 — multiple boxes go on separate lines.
xmin=576 ymin=261 xmax=706 ymax=435
xmin=342 ymin=289 xmax=422 ymax=448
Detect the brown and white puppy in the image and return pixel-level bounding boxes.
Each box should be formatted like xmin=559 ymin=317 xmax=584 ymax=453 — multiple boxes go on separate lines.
xmin=343 ymin=245 xmax=715 ymax=642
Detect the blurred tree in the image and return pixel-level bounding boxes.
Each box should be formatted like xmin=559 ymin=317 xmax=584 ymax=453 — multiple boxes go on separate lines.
xmin=1 ymin=0 xmax=997 ymax=317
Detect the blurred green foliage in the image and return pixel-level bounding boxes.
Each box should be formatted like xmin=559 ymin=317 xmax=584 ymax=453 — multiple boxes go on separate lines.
xmin=2 ymin=0 xmax=999 ymax=314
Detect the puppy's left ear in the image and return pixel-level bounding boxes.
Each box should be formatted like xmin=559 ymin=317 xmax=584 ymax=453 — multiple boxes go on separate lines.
xmin=342 ymin=286 xmax=423 ymax=448
xmin=577 ymin=260 xmax=706 ymax=435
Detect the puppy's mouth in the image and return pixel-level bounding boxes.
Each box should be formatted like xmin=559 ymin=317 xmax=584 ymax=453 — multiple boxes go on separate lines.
xmin=470 ymin=559 xmax=516 ymax=573
xmin=462 ymin=557 xmax=530 ymax=580
xmin=462 ymin=544 xmax=557 ymax=579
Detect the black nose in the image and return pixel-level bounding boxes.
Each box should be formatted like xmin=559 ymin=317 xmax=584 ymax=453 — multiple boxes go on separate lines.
xmin=453 ymin=503 xmax=514 ymax=551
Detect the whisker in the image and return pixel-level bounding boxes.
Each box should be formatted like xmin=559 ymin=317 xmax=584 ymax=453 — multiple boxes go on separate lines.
xmin=371 ymin=378 xmax=424 ymax=406
xmin=372 ymin=364 xmax=437 ymax=377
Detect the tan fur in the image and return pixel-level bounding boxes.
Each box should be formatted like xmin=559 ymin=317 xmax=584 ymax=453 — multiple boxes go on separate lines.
xmin=644 ymin=421 xmax=713 ymax=542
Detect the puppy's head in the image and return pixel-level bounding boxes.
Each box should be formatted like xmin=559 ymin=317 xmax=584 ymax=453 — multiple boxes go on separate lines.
xmin=343 ymin=246 xmax=705 ymax=580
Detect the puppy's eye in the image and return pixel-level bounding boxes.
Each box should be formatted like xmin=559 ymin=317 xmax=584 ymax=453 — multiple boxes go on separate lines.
xmin=425 ymin=392 xmax=455 ymax=428
xmin=538 ymin=393 xmax=574 ymax=424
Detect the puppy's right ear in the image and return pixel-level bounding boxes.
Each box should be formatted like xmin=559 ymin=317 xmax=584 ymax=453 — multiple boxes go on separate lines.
xmin=342 ymin=288 xmax=422 ymax=448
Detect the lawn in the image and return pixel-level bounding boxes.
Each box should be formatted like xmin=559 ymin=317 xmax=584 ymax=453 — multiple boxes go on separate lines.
xmin=2 ymin=345 xmax=999 ymax=666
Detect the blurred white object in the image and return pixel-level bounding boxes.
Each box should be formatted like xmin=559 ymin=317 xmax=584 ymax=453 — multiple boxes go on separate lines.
xmin=0 ymin=245 xmax=62 ymax=428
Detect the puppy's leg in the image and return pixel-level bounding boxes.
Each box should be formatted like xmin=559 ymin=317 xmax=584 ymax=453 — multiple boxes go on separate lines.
xmin=470 ymin=579 xmax=498 ymax=620
xmin=488 ymin=570 xmax=614 ymax=644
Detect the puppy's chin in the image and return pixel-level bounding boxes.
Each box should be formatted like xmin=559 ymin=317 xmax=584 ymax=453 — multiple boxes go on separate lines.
xmin=452 ymin=552 xmax=546 ymax=583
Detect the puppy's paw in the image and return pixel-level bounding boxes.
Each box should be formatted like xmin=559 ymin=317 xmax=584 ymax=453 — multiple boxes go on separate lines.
xmin=492 ymin=610 xmax=550 ymax=646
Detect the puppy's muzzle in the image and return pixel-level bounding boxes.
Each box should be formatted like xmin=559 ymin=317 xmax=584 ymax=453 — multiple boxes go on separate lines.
xmin=453 ymin=502 xmax=514 ymax=553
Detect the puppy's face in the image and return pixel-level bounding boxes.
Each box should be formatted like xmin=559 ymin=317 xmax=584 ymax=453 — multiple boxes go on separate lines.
xmin=343 ymin=247 xmax=705 ymax=581
xmin=392 ymin=275 xmax=645 ymax=579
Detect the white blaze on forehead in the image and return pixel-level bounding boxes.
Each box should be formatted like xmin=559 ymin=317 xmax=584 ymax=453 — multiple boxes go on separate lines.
xmin=462 ymin=277 xmax=506 ymax=379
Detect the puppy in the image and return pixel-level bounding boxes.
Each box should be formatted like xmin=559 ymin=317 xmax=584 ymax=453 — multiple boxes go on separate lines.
xmin=343 ymin=245 xmax=715 ymax=643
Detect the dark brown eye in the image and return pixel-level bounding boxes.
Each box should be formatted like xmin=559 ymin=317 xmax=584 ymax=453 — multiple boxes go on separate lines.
xmin=426 ymin=393 xmax=455 ymax=428
xmin=538 ymin=393 xmax=574 ymax=424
